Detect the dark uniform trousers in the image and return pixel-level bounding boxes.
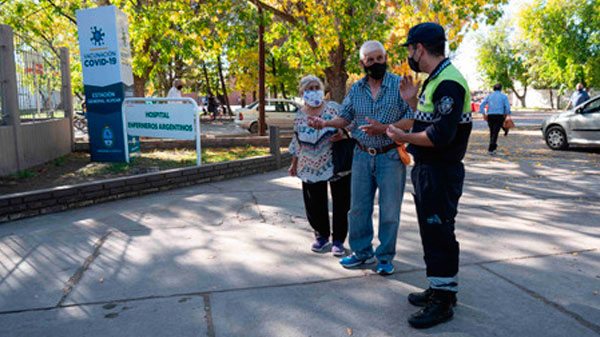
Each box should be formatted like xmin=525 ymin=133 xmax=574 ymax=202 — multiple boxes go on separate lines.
xmin=411 ymin=161 xmax=464 ymax=280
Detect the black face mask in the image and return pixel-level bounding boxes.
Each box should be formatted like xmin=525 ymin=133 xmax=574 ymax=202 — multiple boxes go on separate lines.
xmin=364 ymin=62 xmax=387 ymax=80
xmin=407 ymin=48 xmax=422 ymax=73
xmin=177 ymin=85 xmax=183 ymax=90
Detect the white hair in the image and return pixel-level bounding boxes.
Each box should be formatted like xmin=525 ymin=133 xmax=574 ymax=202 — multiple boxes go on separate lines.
xmin=173 ymin=78 xmax=182 ymax=87
xmin=298 ymin=75 xmax=324 ymax=93
xmin=359 ymin=41 xmax=386 ymax=61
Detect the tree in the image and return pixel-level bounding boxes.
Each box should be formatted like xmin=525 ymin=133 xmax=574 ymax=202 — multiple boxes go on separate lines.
xmin=1 ymin=0 xmax=230 ymax=99
xmin=0 ymin=1 xmax=87 ymax=99
xmin=518 ymin=0 xmax=600 ymax=92
xmin=252 ymin=0 xmax=507 ymax=103
xmin=476 ymin=22 xmax=530 ymax=107
xmin=2 ymin=0 xmax=509 ymax=105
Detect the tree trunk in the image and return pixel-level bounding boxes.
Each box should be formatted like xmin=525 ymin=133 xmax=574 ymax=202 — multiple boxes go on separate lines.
xmin=217 ymin=56 xmax=232 ymax=115
xmin=133 ymin=74 xmax=147 ymax=97
xmin=271 ymin=57 xmax=278 ymax=99
xmin=202 ymin=62 xmax=213 ymax=96
xmin=324 ymin=39 xmax=349 ymax=103
xmin=549 ymin=89 xmax=554 ymax=109
xmin=512 ymin=86 xmax=527 ymax=108
xmin=280 ymin=82 xmax=287 ymax=99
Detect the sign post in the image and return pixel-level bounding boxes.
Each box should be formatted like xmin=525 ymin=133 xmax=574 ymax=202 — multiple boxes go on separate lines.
xmin=122 ymin=97 xmax=201 ymax=166
xmin=76 ymin=5 xmax=139 ymax=162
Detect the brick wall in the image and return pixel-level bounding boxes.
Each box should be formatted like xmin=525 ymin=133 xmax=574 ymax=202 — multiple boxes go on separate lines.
xmin=0 ymin=153 xmax=292 ymax=223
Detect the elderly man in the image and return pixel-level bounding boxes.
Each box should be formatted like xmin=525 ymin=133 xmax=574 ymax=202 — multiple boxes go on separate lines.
xmin=308 ymin=41 xmax=417 ymax=275
xmin=565 ymin=83 xmax=590 ymax=110
xmin=167 ymin=79 xmax=183 ymax=98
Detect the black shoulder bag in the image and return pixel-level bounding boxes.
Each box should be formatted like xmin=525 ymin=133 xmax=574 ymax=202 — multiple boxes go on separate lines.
xmin=331 ymin=129 xmax=356 ymax=174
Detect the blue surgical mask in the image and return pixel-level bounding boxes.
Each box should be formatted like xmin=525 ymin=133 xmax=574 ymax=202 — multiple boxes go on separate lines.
xmin=303 ymin=90 xmax=324 ymax=107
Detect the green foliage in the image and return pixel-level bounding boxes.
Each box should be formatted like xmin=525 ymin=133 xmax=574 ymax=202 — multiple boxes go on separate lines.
xmin=1 ymin=0 xmax=508 ymax=103
xmin=476 ymin=22 xmax=530 ymax=91
xmin=53 ymin=156 xmax=67 ymax=167
xmin=9 ymin=170 xmax=36 ymax=179
xmin=518 ymin=0 xmax=600 ymax=88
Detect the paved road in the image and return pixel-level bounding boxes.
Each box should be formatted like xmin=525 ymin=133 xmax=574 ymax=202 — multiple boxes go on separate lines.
xmin=472 ymin=110 xmax=554 ymax=130
xmin=2 ymin=125 xmax=599 ymax=336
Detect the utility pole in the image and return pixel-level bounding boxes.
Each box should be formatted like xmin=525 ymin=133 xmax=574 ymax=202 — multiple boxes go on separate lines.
xmin=257 ymin=5 xmax=266 ymax=136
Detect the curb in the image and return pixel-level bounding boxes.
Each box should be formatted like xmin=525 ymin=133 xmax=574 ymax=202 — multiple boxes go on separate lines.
xmin=0 ymin=153 xmax=292 ymax=223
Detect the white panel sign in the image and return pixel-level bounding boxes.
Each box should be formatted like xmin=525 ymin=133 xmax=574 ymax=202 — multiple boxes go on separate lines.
xmin=116 ymin=9 xmax=133 ymax=87
xmin=76 ymin=6 xmax=122 ymax=87
xmin=125 ymin=103 xmax=197 ymax=140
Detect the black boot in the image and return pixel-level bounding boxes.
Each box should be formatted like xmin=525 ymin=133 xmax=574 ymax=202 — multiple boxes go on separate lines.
xmin=408 ymin=289 xmax=456 ymax=329
xmin=408 ymin=288 xmax=456 ymax=307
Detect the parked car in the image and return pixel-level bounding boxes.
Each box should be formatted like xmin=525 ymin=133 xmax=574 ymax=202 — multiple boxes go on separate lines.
xmin=234 ymin=99 xmax=301 ymax=133
xmin=541 ymin=95 xmax=600 ymax=150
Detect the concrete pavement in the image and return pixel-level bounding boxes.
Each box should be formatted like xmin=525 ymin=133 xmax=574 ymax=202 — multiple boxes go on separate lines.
xmin=0 ymin=129 xmax=599 ymax=336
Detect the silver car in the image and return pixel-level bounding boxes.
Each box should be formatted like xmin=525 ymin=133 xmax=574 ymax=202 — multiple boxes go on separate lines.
xmin=541 ymin=95 xmax=600 ymax=150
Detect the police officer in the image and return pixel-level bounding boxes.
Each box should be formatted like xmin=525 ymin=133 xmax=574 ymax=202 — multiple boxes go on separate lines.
xmin=386 ymin=22 xmax=472 ymax=329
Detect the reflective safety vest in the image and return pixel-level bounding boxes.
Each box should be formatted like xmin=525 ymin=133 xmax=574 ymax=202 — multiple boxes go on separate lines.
xmin=415 ymin=63 xmax=472 ymax=124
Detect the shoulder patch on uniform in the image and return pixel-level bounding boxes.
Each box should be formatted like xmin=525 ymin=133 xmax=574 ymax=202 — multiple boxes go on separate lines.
xmin=436 ymin=96 xmax=454 ymax=115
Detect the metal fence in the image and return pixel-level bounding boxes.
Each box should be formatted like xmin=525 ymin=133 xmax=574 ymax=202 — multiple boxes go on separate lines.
xmin=13 ymin=35 xmax=64 ymax=121
xmin=0 ymin=48 xmax=5 ymax=125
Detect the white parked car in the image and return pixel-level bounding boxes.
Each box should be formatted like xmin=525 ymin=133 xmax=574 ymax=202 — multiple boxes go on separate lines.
xmin=541 ymin=95 xmax=600 ymax=150
xmin=234 ymin=99 xmax=301 ymax=133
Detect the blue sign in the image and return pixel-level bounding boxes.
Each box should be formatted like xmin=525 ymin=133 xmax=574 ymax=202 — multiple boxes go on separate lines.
xmin=76 ymin=5 xmax=139 ymax=162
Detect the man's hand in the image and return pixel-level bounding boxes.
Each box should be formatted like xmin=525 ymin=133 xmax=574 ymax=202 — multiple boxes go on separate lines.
xmin=386 ymin=124 xmax=407 ymax=142
xmin=359 ymin=117 xmax=387 ymax=136
xmin=307 ymin=115 xmax=326 ymax=129
xmin=483 ymin=113 xmax=488 ymax=121
xmin=399 ymin=75 xmax=420 ymax=110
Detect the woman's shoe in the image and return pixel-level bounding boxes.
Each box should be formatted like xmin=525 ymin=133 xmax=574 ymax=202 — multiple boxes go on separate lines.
xmin=311 ymin=238 xmax=331 ymax=252
xmin=332 ymin=241 xmax=345 ymax=256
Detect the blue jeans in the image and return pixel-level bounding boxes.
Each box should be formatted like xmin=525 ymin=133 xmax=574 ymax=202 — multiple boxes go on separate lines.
xmin=348 ymin=146 xmax=406 ymax=262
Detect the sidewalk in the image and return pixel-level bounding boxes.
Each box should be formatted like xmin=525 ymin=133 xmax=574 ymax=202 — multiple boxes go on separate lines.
xmin=0 ymin=138 xmax=599 ymax=336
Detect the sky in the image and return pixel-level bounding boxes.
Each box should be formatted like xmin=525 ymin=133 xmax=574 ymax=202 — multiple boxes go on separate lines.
xmin=452 ymin=0 xmax=530 ymax=90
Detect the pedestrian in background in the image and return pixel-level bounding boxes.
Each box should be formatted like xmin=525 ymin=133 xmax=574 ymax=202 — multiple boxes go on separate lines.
xmin=565 ymin=83 xmax=590 ymax=110
xmin=207 ymin=94 xmax=219 ymax=120
xmin=288 ymin=75 xmax=351 ymax=256
xmin=167 ymin=79 xmax=183 ymax=98
xmin=479 ymin=83 xmax=511 ymax=155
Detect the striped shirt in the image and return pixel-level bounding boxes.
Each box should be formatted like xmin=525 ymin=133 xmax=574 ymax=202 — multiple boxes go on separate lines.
xmin=339 ymin=72 xmax=414 ymax=148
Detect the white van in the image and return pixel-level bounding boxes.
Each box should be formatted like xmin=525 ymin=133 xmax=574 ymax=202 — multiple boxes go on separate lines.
xmin=234 ymin=99 xmax=301 ymax=133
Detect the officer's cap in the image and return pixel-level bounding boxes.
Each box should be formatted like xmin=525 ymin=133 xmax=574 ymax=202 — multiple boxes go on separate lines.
xmin=401 ymin=22 xmax=446 ymax=47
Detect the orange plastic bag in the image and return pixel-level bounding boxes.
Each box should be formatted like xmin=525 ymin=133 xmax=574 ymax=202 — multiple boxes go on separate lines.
xmin=396 ymin=142 xmax=411 ymax=165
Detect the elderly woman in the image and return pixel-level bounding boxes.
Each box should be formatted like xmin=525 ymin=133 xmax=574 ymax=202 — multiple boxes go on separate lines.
xmin=288 ymin=75 xmax=351 ymax=256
